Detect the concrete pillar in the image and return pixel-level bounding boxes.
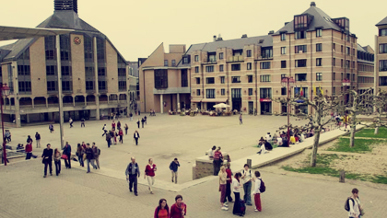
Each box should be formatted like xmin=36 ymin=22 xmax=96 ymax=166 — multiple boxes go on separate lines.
xmin=177 ymin=93 xmax=180 ymax=110
xmin=93 ymin=37 xmax=100 ymax=120
xmin=12 ymin=62 xmax=21 ymax=127
xmin=95 ymin=94 xmax=100 ymax=120
xmin=160 ymin=94 xmax=163 ymax=114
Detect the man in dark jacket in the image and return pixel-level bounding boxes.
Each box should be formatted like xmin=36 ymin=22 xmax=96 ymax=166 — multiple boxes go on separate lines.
xmin=26 ymin=135 xmax=33 ymax=144
xmin=106 ymin=132 xmax=112 ymax=148
xmin=41 ymin=143 xmax=53 ymax=178
xmin=62 ymin=142 xmax=72 ymax=169
xmin=35 ymin=132 xmax=41 ymax=148
xmin=169 ymin=158 xmax=180 ymax=184
xmin=141 ymin=118 xmax=145 ymax=128
xmin=125 ymin=157 xmax=140 ymax=196
xmin=85 ymin=143 xmax=97 ymax=173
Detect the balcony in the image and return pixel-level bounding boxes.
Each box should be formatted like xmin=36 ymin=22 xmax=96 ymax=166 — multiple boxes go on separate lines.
xmin=227 ymin=56 xmax=244 ymax=62
xmin=342 ymin=79 xmax=351 ymax=86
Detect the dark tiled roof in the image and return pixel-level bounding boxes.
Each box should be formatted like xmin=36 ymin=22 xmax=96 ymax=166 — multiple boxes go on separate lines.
xmin=2 ymin=38 xmax=35 ymax=61
xmin=376 ymin=16 xmax=387 ymax=26
xmin=275 ymin=5 xmax=341 ymax=34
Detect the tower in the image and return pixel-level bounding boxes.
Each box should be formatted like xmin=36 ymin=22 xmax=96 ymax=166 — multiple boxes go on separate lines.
xmin=54 ymin=0 xmax=78 ymax=13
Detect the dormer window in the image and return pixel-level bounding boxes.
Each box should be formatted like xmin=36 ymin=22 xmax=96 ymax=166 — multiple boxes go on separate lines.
xmin=207 ymin=52 xmax=216 ymax=63
xmin=294 ymin=14 xmax=313 ymax=31
xmin=281 ymin=33 xmax=286 ymax=41
xmin=332 ymin=17 xmax=349 ymax=32
xmin=233 ymin=49 xmax=243 ymax=56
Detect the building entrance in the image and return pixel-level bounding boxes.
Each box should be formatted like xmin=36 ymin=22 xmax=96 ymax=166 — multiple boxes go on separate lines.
xmin=260 ymin=102 xmax=272 ymax=115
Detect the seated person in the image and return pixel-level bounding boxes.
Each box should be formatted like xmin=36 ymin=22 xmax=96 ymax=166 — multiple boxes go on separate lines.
xmin=295 ymin=135 xmax=299 ymax=143
xmin=257 ymin=140 xmax=273 ymax=154
xmin=16 ymin=144 xmax=24 ymax=152
xmin=276 ymin=137 xmax=283 ymax=146
xmin=278 ymin=138 xmax=289 ymax=147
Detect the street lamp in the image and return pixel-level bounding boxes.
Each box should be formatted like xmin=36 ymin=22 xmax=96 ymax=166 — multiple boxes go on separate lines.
xmin=1 ymin=83 xmax=10 ymax=166
xmin=281 ymin=77 xmax=295 ymax=144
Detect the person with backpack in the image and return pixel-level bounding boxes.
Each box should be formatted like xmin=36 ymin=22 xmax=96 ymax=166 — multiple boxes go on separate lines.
xmin=241 ymin=164 xmax=253 ymax=206
xmin=92 ymin=142 xmax=100 ymax=169
xmin=169 ymin=158 xmax=180 ymax=184
xmin=213 ymin=147 xmax=223 ymax=176
xmin=85 ymin=143 xmax=97 ymax=173
xmin=345 ymin=188 xmax=363 ymax=218
xmin=252 ymin=171 xmax=263 ymax=212
xmin=232 ymin=172 xmax=244 ymax=216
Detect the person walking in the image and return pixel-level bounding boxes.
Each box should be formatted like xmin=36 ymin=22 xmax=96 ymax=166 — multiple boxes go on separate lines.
xmin=218 ymin=166 xmax=229 ymax=211
xmin=41 ymin=143 xmax=53 ymax=178
xmin=232 ymin=172 xmax=243 ymax=216
xmin=169 ymin=158 xmax=180 ymax=183
xmin=252 ymin=171 xmax=262 ymax=212
xmin=129 ymin=112 xmax=133 ymax=121
xmin=348 ymin=188 xmax=363 ymax=218
xmin=133 ymin=130 xmax=140 ymax=145
xmin=62 ymin=142 xmax=72 ymax=169
xmin=224 ymin=162 xmax=233 ymax=204
xmin=35 ymin=132 xmax=41 ymax=148
xmin=106 ymin=131 xmax=112 ymax=148
xmin=241 ymin=164 xmax=253 ymax=206
xmin=112 ymin=120 xmax=116 ymax=130
xmin=154 ymin=198 xmax=170 ymax=218
xmin=144 ymin=115 xmax=147 ymax=125
xmin=76 ymin=143 xmax=84 ymax=167
xmin=92 ymin=142 xmax=100 ymax=169
xmin=239 ymin=113 xmax=243 ymax=125
xmin=102 ymin=124 xmax=107 ymax=136
xmin=144 ymin=158 xmax=157 ymax=194
xmin=81 ymin=117 xmax=85 ymax=127
xmin=119 ymin=128 xmax=124 ymax=143
xmin=170 ymin=195 xmax=187 ymax=218
xmin=141 ymin=117 xmax=145 ymax=128
xmin=117 ymin=121 xmax=121 ymax=130
xmin=49 ymin=124 xmax=54 ymax=133
xmin=124 ymin=123 xmax=129 ymax=135
xmin=85 ymin=143 xmax=97 ymax=173
xmin=53 ymin=148 xmax=61 ymax=176
xmin=69 ymin=117 xmax=73 ymax=128
xmin=213 ymin=147 xmax=223 ymax=176
xmin=137 ymin=119 xmax=140 ymax=129
xmin=25 ymin=141 xmax=38 ymax=160
xmin=125 ymin=157 xmax=140 ymax=196
xmin=26 ymin=135 xmax=33 ymax=144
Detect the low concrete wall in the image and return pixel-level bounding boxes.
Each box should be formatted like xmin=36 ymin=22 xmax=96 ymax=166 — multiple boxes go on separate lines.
xmin=192 ymin=156 xmax=213 ymax=180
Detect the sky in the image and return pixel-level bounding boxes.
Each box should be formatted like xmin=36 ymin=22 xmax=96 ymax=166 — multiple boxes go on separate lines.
xmin=0 ymin=0 xmax=385 ymax=61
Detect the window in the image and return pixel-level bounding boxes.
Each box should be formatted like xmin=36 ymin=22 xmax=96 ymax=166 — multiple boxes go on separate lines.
xmin=295 ymin=73 xmax=307 ymax=81
xmin=281 ymin=47 xmax=286 ymax=55
xmin=17 ymin=65 xmax=30 ymax=76
xmin=341 ymin=45 xmax=344 ymax=53
xmin=260 ymin=88 xmax=272 ymax=98
xmin=206 ymin=77 xmax=215 ymax=84
xmin=164 ymin=60 xmax=168 ymax=67
xmin=341 ymin=73 xmax=343 ymax=80
xmin=380 ymin=60 xmax=387 ymax=71
xmin=181 ymin=70 xmax=188 ymax=87
xmin=295 ymin=59 xmax=307 ymax=67
xmin=295 ymin=45 xmax=307 ymax=53
xmin=197 ymin=89 xmax=201 ymax=96
xmin=332 ymin=72 xmax=336 ymax=80
xmin=352 ymin=74 xmax=355 ymax=81
xmin=352 ymin=61 xmax=355 ymax=69
xmin=316 ymin=43 xmax=322 ymax=52
xmin=295 ymin=31 xmax=306 ymax=39
xmin=231 ymin=64 xmax=241 ymax=71
xmin=380 ymin=29 xmax=387 ymax=36
xmin=261 ymin=47 xmax=273 ymax=58
xmin=248 ymin=88 xmax=253 ymax=96
xmin=247 ymin=50 xmax=252 ymax=57
xmin=260 ymin=62 xmax=271 ymax=69
xmin=221 ymin=89 xmax=225 ymax=95
xmin=316 ymin=28 xmax=322 ymax=37
xmin=47 ymin=81 xmax=57 ymax=91
xmin=154 ymin=69 xmax=168 ymax=89
xmin=182 ymin=56 xmax=190 ymax=64
xmin=206 ymin=66 xmax=214 ymax=72
xmin=98 ymin=67 xmax=106 ymax=76
xmin=346 ymin=60 xmax=350 ymax=69
xmin=281 ymin=87 xmax=286 ymax=95
xmin=341 ymin=59 xmax=344 ymax=68
xmin=207 ymin=53 xmax=216 ymax=62
xmin=332 ymin=58 xmax=336 ymax=66
xmin=195 ymin=55 xmax=199 ymax=62
xmin=195 ymin=66 xmax=199 ymax=73
xmin=60 ymin=35 xmax=70 ymax=61
xmin=18 ymin=81 xmax=31 ymax=92
xmin=260 ymin=75 xmax=271 ymax=82
xmin=219 ymin=65 xmax=224 ymax=72
xmin=62 ymin=81 xmax=71 ymax=91
xmin=98 ymin=81 xmax=106 ymax=91
xmin=45 ymin=36 xmax=56 ymax=60
xmin=281 ymin=33 xmax=286 ymax=41
xmin=281 ymin=74 xmax=286 ymax=78
xmin=220 ymin=76 xmax=225 ymax=84
xmin=346 ymin=47 xmax=350 ymax=55
xmin=294 ymin=87 xmax=308 ymax=98
xmin=86 ymin=81 xmax=94 ymax=91
xmin=248 ymin=75 xmax=253 ymax=83
xmin=247 ymin=63 xmax=252 ymax=70
xmin=380 ymin=77 xmax=387 ymax=86
xmin=352 ymin=49 xmax=355 ymax=56
xmin=118 ymin=81 xmax=127 ymax=91
xmin=171 ymin=60 xmax=176 ymax=67
xmin=231 ymin=76 xmax=241 ymax=83
xmin=196 ymin=78 xmax=200 ymax=84
xmin=316 ymin=73 xmax=322 ymax=81
xmin=206 ymin=89 xmax=215 ymax=98
xmin=316 ymin=58 xmax=322 ymax=66
xmin=84 ymin=35 xmax=93 ymax=62
xmin=333 ymin=87 xmax=336 ymax=95
xmin=219 ymin=52 xmax=224 ymax=60
xmin=332 ymin=43 xmax=336 ymax=51
xmin=61 ymin=66 xmax=71 ymax=76
xmin=380 ymin=44 xmax=387 ymax=54
xmin=118 ymin=68 xmax=126 ymax=77
xmin=281 ymin=60 xmax=287 ymax=68
xmin=96 ymin=37 xmax=105 ymax=62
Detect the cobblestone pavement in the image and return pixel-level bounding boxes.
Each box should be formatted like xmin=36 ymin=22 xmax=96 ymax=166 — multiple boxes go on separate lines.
xmin=1 ymin=160 xmax=387 ymax=218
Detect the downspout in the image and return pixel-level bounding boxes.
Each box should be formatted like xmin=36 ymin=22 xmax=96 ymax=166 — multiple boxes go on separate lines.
xmin=254 ymin=53 xmax=258 ymax=115
xmin=331 ymin=30 xmax=334 ymax=96
xmin=289 ymin=33 xmax=292 ymax=115
xmin=310 ymin=31 xmax=314 ymax=114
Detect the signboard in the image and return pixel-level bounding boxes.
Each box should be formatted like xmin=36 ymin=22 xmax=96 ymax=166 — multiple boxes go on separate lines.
xmin=260 ymin=98 xmax=272 ymax=102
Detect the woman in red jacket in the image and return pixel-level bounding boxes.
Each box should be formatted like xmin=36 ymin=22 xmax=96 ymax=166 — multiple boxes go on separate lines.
xmin=154 ymin=198 xmax=169 ymax=218
xmin=145 ymin=158 xmax=157 ymax=194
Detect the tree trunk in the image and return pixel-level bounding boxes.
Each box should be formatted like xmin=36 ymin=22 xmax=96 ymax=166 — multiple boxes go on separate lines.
xmin=375 ymin=126 xmax=379 ymax=135
xmin=375 ymin=108 xmax=381 ymax=135
xmin=310 ymin=128 xmax=321 ymax=167
xmin=349 ymin=99 xmax=357 ymax=148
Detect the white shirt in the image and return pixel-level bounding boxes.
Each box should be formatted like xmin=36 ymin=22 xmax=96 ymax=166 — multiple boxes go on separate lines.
xmin=277 ymin=137 xmax=283 ymax=145
xmin=265 ymin=134 xmax=271 ymax=141
xmin=253 ymin=177 xmax=261 ymax=194
xmin=232 ymin=178 xmax=240 ymax=193
xmin=241 ymin=169 xmax=252 ymax=184
xmin=349 ymin=197 xmax=360 ymax=217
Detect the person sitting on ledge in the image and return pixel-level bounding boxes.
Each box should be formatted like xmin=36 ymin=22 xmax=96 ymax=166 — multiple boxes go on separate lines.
xmin=257 ymin=140 xmax=273 ymax=155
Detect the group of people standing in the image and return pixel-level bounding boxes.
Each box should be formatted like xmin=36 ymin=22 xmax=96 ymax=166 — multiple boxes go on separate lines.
xmin=102 ymin=121 xmax=129 ymax=147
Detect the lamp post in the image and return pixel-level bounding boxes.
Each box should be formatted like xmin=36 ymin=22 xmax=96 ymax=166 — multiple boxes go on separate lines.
xmin=1 ymin=83 xmax=11 ymax=166
xmin=281 ymin=77 xmax=295 ymax=144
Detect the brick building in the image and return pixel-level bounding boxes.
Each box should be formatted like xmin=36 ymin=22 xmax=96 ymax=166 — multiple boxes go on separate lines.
xmin=375 ymin=16 xmax=387 ymax=93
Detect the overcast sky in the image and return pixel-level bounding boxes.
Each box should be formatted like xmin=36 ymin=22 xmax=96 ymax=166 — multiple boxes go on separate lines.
xmin=0 ymin=0 xmax=384 ymax=61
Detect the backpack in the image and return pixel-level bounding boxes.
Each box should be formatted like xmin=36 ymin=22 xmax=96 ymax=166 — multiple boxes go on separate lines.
xmin=344 ymin=197 xmax=354 ymax=212
xmin=259 ymin=179 xmax=266 ymax=193
xmin=97 ymin=148 xmax=101 ymax=156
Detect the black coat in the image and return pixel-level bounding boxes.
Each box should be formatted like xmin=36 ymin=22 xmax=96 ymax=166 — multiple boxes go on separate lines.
xmin=133 ymin=132 xmax=140 ymax=139
xmin=42 ymin=148 xmax=53 ymax=162
xmin=85 ymin=148 xmax=94 ymax=160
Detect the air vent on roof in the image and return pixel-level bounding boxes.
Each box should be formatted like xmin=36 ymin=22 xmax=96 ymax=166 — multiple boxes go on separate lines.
xmin=259 ymin=39 xmax=264 ymax=44
xmin=310 ymin=2 xmax=316 ymax=7
xmin=268 ymin=30 xmax=274 ymax=35
xmin=213 ymin=35 xmax=217 ymax=42
xmin=216 ymin=34 xmax=223 ymax=41
xmin=241 ymin=34 xmax=248 ymax=38
xmin=285 ymin=22 xmax=289 ymax=25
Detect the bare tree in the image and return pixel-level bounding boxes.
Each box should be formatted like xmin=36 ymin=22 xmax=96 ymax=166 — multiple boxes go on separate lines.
xmin=371 ymin=90 xmax=387 ymax=135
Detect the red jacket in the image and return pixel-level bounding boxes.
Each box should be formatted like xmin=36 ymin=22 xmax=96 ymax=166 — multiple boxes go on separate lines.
xmin=119 ymin=130 xmax=123 ymax=136
xmin=170 ymin=203 xmax=186 ymax=218
xmin=226 ymin=168 xmax=232 ymax=184
xmin=145 ymin=164 xmax=156 ymax=177
xmin=25 ymin=143 xmax=32 ymax=153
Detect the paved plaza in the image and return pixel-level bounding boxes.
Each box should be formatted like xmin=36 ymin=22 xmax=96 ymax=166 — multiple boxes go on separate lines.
xmin=1 ymin=114 xmax=387 ymax=217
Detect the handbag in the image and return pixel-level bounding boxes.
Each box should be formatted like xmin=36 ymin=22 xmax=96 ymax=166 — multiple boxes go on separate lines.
xmin=61 ymin=154 xmax=68 ymax=160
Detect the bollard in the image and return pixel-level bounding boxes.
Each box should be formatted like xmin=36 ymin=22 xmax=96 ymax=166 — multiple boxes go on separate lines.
xmin=247 ymin=159 xmax=252 ymax=168
xmin=339 ymin=170 xmax=345 ymax=183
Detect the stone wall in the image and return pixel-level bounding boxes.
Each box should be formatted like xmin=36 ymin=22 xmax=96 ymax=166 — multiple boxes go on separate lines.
xmin=192 ymin=157 xmax=213 ymax=180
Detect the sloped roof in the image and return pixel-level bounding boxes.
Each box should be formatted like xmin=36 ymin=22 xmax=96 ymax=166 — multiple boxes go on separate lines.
xmin=376 ymin=16 xmax=387 ymax=26
xmin=275 ymin=4 xmax=342 ymax=34
xmin=1 ymin=38 xmax=35 ymax=61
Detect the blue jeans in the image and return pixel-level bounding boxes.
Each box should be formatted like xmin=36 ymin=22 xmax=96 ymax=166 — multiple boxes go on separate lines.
xmin=78 ymin=155 xmax=84 ymax=167
xmin=243 ymin=181 xmax=252 ymax=205
xmin=107 ymin=139 xmax=111 ymax=148
xmin=86 ymin=159 xmax=97 ymax=172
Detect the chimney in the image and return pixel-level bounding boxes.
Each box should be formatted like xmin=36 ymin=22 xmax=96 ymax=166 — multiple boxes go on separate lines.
xmin=241 ymin=34 xmax=248 ymax=38
xmin=213 ymin=35 xmax=217 ymax=42
xmin=55 ymin=0 xmax=78 ymax=13
xmin=268 ymin=30 xmax=275 ymax=35
xmin=216 ymin=34 xmax=223 ymax=41
xmin=310 ymin=2 xmax=316 ymax=7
